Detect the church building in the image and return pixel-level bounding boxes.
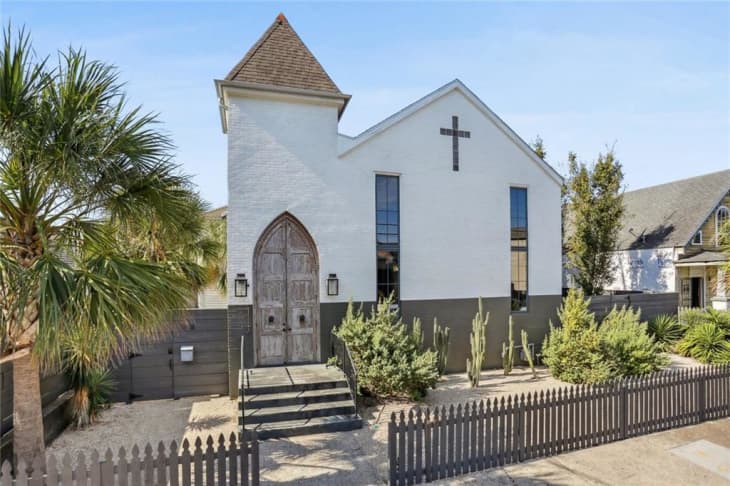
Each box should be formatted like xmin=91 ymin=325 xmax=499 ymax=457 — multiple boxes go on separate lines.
xmin=216 ymin=14 xmax=563 ymax=385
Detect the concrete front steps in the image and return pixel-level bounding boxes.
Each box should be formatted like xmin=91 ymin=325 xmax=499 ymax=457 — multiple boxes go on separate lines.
xmin=240 ymin=364 xmax=362 ymax=439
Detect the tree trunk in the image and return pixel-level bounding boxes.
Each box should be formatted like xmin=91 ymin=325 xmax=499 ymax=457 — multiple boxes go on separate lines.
xmin=12 ymin=352 xmax=45 ymax=463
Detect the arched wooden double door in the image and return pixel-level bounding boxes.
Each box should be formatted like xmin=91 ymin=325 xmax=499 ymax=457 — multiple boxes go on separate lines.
xmin=254 ymin=214 xmax=319 ymax=366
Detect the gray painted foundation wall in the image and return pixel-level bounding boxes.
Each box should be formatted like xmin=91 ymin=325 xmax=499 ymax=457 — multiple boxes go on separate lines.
xmin=323 ymin=297 xmax=561 ymax=371
xmin=227 ymin=305 xmax=252 ymax=397
xmin=233 ymin=295 xmax=561 ymax=389
xmin=400 ymin=296 xmax=562 ymax=371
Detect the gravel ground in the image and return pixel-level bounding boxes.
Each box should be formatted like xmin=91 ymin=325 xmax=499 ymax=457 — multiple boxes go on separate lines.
xmin=45 ymin=353 xmax=704 ymax=482
xmin=46 ymin=395 xmax=238 ymax=462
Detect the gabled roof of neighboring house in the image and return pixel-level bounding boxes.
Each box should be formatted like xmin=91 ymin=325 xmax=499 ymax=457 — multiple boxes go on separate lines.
xmin=225 ymin=13 xmax=343 ymax=96
xmin=205 ymin=206 xmax=227 ymax=220
xmin=618 ymin=169 xmax=730 ymax=250
xmin=337 ymin=79 xmax=563 ymax=186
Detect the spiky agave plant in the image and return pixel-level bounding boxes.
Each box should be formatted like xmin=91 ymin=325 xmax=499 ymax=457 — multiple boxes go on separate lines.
xmin=676 ymin=322 xmax=730 ymax=364
xmin=648 ymin=314 xmax=686 ymax=351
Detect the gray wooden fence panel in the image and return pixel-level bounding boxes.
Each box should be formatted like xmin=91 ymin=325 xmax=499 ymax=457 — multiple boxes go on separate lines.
xmin=388 ymin=365 xmax=730 ymax=485
xmin=588 ymin=293 xmax=678 ymax=322
xmin=1 ymin=363 xmax=71 ymax=463
xmin=109 ymin=309 xmax=229 ymax=403
xmin=0 ymin=433 xmax=260 ymax=486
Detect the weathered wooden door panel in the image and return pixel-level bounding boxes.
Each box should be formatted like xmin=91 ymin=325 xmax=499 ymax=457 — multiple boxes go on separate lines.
xmin=255 ymin=224 xmax=287 ymax=366
xmin=254 ymin=215 xmax=319 ymax=366
xmin=286 ymin=224 xmax=318 ymax=363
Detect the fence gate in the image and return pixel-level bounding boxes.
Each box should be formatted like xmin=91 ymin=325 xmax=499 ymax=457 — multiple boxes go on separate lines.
xmin=120 ymin=343 xmax=175 ymax=402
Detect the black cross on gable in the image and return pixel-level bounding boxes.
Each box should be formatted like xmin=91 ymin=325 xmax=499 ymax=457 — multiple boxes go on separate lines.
xmin=439 ymin=115 xmax=470 ymax=171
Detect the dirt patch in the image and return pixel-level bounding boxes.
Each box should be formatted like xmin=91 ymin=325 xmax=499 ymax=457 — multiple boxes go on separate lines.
xmin=46 ymin=395 xmax=237 ymax=462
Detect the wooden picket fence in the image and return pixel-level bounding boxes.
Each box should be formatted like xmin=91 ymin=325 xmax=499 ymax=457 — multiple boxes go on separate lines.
xmin=388 ymin=365 xmax=730 ymax=485
xmin=0 ymin=432 xmax=259 ymax=485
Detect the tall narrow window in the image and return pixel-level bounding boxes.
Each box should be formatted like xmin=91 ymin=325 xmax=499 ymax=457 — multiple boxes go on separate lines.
xmin=376 ymin=175 xmax=400 ymax=302
xmin=510 ymin=187 xmax=528 ymax=312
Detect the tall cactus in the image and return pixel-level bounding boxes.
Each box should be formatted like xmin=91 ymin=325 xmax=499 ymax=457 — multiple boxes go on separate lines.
xmin=521 ymin=328 xmax=537 ymax=379
xmin=467 ymin=297 xmax=489 ymax=388
xmin=411 ymin=317 xmax=424 ymax=349
xmin=433 ymin=317 xmax=450 ymax=376
xmin=502 ymin=316 xmax=515 ymax=375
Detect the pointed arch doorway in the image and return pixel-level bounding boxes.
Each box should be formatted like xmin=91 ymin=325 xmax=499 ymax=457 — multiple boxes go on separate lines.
xmin=253 ymin=213 xmax=320 ymax=366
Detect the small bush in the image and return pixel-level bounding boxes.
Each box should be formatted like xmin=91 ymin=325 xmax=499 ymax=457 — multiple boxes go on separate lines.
xmin=678 ymin=307 xmax=710 ymax=328
xmin=676 ymin=321 xmax=730 ymax=364
xmin=69 ymin=368 xmax=114 ymax=428
xmin=543 ymin=290 xmax=668 ymax=384
xmin=542 ymin=289 xmax=612 ymax=384
xmin=334 ymin=298 xmax=440 ymax=400
xmin=598 ymin=306 xmax=667 ymax=376
xmin=704 ymin=308 xmax=730 ymax=332
xmin=648 ymin=314 xmax=686 ymax=350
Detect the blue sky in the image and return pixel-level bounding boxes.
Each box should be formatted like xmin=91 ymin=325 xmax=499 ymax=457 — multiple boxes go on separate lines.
xmin=2 ymin=2 xmax=728 ymax=208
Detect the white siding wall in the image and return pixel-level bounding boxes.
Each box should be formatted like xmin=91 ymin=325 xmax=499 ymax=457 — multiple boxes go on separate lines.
xmin=606 ymin=248 xmax=678 ymax=293
xmin=197 ymin=285 xmax=227 ymax=309
xmin=226 ymin=88 xmax=562 ymax=305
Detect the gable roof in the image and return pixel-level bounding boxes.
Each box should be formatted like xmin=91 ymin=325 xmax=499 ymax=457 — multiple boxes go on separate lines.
xmin=225 ymin=13 xmax=343 ymax=96
xmin=618 ymin=169 xmax=730 ymax=250
xmin=205 ymin=206 xmax=227 ymax=220
xmin=337 ymin=79 xmax=563 ymax=186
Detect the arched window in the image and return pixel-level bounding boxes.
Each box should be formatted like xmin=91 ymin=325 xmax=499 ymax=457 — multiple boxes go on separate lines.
xmin=717 ymin=206 xmax=729 ymax=246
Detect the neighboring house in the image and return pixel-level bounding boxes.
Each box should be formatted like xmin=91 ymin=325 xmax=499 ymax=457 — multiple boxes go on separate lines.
xmin=195 ymin=206 xmax=228 ymax=309
xmin=215 ymin=14 xmax=563 ymax=376
xmin=604 ymin=170 xmax=730 ymax=310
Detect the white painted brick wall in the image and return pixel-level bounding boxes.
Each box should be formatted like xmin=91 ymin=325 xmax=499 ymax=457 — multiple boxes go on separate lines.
xmin=225 ymin=87 xmax=562 ymax=305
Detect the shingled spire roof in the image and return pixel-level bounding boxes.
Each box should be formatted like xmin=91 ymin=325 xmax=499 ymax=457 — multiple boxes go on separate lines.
xmin=225 ymin=13 xmax=343 ymax=95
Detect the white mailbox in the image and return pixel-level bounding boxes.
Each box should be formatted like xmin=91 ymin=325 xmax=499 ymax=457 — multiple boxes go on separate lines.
xmin=180 ymin=345 xmax=194 ymax=362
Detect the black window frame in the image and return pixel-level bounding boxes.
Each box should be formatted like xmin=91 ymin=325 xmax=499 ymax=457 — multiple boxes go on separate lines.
xmin=376 ymin=174 xmax=400 ymax=304
xmin=510 ymin=186 xmax=528 ymax=313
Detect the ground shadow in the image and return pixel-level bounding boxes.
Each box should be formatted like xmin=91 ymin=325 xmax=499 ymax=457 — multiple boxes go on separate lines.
xmin=185 ymin=414 xmax=232 ymax=432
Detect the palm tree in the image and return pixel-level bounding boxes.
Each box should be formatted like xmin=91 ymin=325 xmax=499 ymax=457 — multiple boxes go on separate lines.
xmin=205 ymin=214 xmax=227 ymax=294
xmin=63 ymin=193 xmax=223 ymax=428
xmin=0 ymin=26 xmax=200 ymax=461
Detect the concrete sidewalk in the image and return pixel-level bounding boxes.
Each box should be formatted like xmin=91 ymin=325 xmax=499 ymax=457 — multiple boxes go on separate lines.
xmin=258 ymin=418 xmax=730 ymax=485
xmin=435 ymin=418 xmax=730 ymax=486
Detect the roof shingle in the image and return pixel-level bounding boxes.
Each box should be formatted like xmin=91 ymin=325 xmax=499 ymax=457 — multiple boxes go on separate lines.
xmin=225 ymin=13 xmax=342 ymax=95
xmin=618 ymin=170 xmax=730 ymax=250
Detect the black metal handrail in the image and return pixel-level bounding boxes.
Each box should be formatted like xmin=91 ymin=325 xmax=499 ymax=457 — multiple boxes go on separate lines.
xmin=239 ymin=335 xmax=247 ymax=433
xmin=330 ymin=331 xmax=359 ymax=416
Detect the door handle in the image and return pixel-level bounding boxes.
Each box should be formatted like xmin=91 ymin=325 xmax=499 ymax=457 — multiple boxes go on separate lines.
xmin=282 ymin=323 xmax=287 ymax=332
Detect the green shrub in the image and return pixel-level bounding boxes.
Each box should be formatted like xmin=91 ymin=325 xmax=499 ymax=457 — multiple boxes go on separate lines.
xmin=542 ymin=289 xmax=612 ymax=384
xmin=704 ymin=308 xmax=730 ymax=332
xmin=334 ymin=298 xmax=440 ymax=400
xmin=648 ymin=314 xmax=686 ymax=350
xmin=676 ymin=321 xmax=730 ymax=364
xmin=678 ymin=307 xmax=710 ymax=328
xmin=542 ymin=290 xmax=668 ymax=383
xmin=69 ymin=368 xmax=114 ymax=428
xmin=599 ymin=306 xmax=668 ymax=376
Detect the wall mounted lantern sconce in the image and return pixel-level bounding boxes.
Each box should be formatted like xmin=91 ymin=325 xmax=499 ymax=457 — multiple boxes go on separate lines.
xmin=234 ymin=273 xmax=249 ymax=297
xmin=327 ymin=273 xmax=339 ymax=296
